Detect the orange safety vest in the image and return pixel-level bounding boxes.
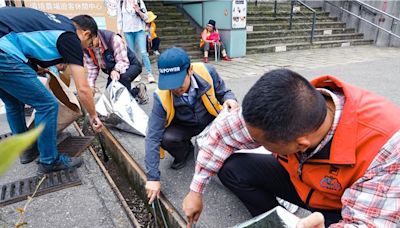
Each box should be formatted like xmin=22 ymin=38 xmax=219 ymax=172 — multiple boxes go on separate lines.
xmin=278 ymin=75 xmax=400 ymax=209
xmin=155 ymin=62 xmax=223 ymax=158
xmin=147 ymin=21 xmax=157 ymax=41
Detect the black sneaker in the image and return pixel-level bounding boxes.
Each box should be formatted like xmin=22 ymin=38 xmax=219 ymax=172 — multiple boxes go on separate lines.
xmin=170 ymin=144 xmax=194 ymax=170
xmin=20 ymin=144 xmax=39 ymax=164
xmin=37 ymin=154 xmax=83 ymax=176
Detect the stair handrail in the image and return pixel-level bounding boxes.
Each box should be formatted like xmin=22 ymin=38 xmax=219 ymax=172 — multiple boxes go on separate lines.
xmin=323 ymin=0 xmax=400 ymax=44
xmin=353 ymin=0 xmax=400 ymax=22
xmin=351 ymin=0 xmax=400 ymax=44
xmin=289 ymin=0 xmax=316 ymax=44
xmin=253 ymin=0 xmax=279 ymax=18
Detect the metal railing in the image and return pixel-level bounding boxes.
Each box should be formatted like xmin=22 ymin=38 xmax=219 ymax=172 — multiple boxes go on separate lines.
xmin=323 ymin=0 xmax=400 ymax=45
xmin=289 ymin=0 xmax=317 ymax=43
xmin=253 ymin=0 xmax=279 ymax=17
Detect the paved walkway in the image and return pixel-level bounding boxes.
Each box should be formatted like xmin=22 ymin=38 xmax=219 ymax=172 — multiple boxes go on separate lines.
xmin=107 ymin=45 xmax=400 ymax=227
xmin=213 ymin=45 xmax=400 ymax=80
xmin=0 ymin=120 xmax=131 ymax=228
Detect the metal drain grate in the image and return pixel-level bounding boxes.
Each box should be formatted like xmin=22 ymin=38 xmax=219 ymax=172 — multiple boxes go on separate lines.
xmin=0 ymin=168 xmax=82 ymax=206
xmin=0 ymin=132 xmax=13 ymax=142
xmin=57 ymin=136 xmax=94 ymax=157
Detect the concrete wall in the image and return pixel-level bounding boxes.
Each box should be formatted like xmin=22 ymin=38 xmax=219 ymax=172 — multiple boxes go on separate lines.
xmin=182 ymin=3 xmax=203 ymax=26
xmin=180 ymin=0 xmax=247 ymax=57
xmin=322 ymin=0 xmax=400 ymax=46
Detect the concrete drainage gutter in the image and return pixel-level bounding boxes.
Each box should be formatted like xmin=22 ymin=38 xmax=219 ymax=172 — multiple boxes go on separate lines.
xmin=74 ymin=122 xmax=186 ymax=227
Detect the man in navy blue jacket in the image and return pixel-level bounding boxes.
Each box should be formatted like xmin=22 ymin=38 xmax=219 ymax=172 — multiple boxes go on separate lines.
xmin=144 ymin=47 xmax=238 ymax=203
xmin=0 ymin=8 xmax=103 ymax=175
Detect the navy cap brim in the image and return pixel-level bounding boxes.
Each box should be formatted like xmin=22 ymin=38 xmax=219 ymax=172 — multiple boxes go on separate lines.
xmin=158 ymin=70 xmax=187 ymax=90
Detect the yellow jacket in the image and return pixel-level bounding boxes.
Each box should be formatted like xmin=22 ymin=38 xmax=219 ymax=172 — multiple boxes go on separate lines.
xmin=155 ymin=62 xmax=223 ymax=158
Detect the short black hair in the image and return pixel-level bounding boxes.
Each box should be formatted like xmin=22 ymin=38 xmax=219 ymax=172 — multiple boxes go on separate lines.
xmin=71 ymin=15 xmax=98 ymax=36
xmin=242 ymin=69 xmax=327 ymax=143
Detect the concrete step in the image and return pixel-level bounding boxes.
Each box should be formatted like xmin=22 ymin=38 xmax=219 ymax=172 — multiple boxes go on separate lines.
xmin=250 ymin=21 xmax=346 ymax=31
xmin=156 ymin=19 xmax=190 ymax=27
xmin=162 ymin=36 xmax=198 ymax=44
xmin=146 ymin=6 xmax=178 ymax=11
xmin=247 ymin=0 xmax=291 ymax=4
xmin=247 ymin=28 xmax=356 ymax=39
xmin=160 ymin=41 xmax=199 ymax=50
xmin=248 ymin=6 xmax=321 ymax=13
xmin=247 ymin=16 xmax=337 ymax=23
xmin=157 ymin=27 xmax=196 ymax=36
xmin=160 ymin=34 xmax=199 ymax=42
xmin=248 ymin=11 xmax=330 ymax=17
xmin=246 ymin=39 xmax=374 ymax=54
xmin=149 ymin=49 xmax=202 ymax=62
xmin=143 ymin=1 xmax=200 ymax=58
xmin=156 ymin=13 xmax=185 ymax=20
xmin=247 ymin=33 xmax=365 ymax=46
xmin=248 ymin=7 xmax=325 ymax=14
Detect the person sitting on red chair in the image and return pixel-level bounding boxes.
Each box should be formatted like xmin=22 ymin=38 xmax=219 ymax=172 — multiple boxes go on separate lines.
xmin=200 ymin=19 xmax=231 ymax=63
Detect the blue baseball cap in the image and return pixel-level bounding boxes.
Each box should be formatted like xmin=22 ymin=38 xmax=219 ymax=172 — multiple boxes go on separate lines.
xmin=157 ymin=47 xmax=191 ymax=90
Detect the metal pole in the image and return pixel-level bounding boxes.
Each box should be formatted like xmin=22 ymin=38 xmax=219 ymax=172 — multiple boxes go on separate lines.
xmin=357 ymin=5 xmax=362 ymax=32
xmin=339 ymin=1 xmax=344 ymax=20
xmin=311 ymin=12 xmax=316 ymax=43
xmin=274 ymin=0 xmax=277 ymax=18
xmin=157 ymin=199 xmax=169 ymax=228
xmin=289 ymin=0 xmax=295 ymax=30
xmin=151 ymin=202 xmax=159 ymax=228
xmin=97 ymin=133 xmax=109 ymax=162
xmin=389 ymin=18 xmax=395 ymax=46
xmin=375 ymin=12 xmax=382 ymax=44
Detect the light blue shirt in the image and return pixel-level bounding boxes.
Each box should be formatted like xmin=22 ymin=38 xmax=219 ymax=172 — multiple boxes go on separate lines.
xmin=180 ymin=76 xmax=198 ymax=106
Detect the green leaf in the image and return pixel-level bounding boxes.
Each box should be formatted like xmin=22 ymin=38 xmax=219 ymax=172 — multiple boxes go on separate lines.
xmin=0 ymin=125 xmax=44 ymax=175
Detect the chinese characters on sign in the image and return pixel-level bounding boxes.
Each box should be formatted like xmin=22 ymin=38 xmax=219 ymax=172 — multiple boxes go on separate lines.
xmin=232 ymin=0 xmax=247 ymax=29
xmin=23 ymin=0 xmax=117 ymax=31
xmin=25 ymin=0 xmax=104 ymax=17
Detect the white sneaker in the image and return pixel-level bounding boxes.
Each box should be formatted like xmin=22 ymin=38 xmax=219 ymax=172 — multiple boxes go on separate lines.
xmin=154 ymin=50 xmax=160 ymax=56
xmin=147 ymin=74 xmax=156 ymax=84
xmin=134 ymin=75 xmax=142 ymax=82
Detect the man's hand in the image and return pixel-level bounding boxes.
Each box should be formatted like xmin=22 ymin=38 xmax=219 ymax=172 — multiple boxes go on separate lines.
xmin=90 ymin=116 xmax=103 ymax=133
xmin=110 ymin=70 xmax=120 ymax=81
xmin=182 ymin=191 xmax=203 ymax=228
xmin=69 ymin=64 xmax=104 ymax=132
xmin=36 ymin=66 xmax=49 ymax=76
xmin=145 ymin=181 xmax=161 ymax=204
xmin=223 ymin=99 xmax=239 ymax=111
xmin=296 ymin=212 xmax=325 ymax=228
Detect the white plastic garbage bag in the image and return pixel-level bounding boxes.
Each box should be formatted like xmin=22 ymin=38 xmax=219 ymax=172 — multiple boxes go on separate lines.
xmin=233 ymin=206 xmax=300 ymax=228
xmin=96 ymin=80 xmax=148 ymax=136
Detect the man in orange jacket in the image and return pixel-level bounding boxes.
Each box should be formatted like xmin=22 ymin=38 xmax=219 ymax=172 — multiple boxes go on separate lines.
xmin=183 ymin=69 xmax=400 ymax=227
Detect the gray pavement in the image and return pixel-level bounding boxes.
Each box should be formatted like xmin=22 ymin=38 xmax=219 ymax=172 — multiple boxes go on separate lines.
xmin=108 ymin=45 xmax=400 ymax=227
xmin=0 ymin=118 xmax=131 ymax=227
xmin=0 ymin=45 xmax=399 ymax=227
